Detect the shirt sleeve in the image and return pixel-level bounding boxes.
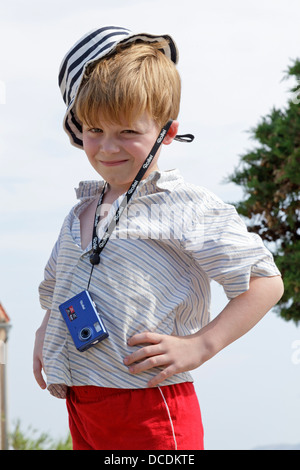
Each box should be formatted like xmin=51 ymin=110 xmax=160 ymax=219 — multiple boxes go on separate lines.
xmin=181 ymin=199 xmax=281 ymax=300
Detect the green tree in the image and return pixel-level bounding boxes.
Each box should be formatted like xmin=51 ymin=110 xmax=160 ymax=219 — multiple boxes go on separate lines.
xmin=9 ymin=420 xmax=72 ymax=450
xmin=227 ymin=58 xmax=300 ymax=324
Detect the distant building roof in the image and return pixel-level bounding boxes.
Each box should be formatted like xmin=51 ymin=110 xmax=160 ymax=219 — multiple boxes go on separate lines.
xmin=0 ymin=304 xmax=10 ymax=324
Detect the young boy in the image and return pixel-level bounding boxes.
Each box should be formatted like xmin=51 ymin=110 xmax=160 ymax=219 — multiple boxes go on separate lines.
xmin=33 ymin=26 xmax=283 ymax=450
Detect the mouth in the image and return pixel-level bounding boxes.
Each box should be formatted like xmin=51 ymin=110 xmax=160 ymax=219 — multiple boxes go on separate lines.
xmin=100 ymin=159 xmax=128 ymax=167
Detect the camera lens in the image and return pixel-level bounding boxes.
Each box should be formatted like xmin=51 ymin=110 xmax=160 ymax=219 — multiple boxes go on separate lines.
xmin=79 ymin=327 xmax=92 ymax=341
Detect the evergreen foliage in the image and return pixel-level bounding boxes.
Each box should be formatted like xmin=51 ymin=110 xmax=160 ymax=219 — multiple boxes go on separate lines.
xmin=227 ymin=59 xmax=300 ymax=323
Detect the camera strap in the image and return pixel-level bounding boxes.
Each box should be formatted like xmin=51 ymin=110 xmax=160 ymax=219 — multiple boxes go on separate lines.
xmin=87 ymin=120 xmax=194 ymax=289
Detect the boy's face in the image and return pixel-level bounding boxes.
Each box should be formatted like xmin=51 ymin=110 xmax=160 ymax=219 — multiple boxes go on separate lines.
xmin=82 ymin=112 xmax=164 ymax=194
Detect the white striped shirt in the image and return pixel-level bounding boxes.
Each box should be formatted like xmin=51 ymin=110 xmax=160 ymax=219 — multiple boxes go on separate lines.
xmin=39 ymin=169 xmax=280 ymax=388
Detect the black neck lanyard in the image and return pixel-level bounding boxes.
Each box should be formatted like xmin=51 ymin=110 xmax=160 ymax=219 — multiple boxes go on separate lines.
xmin=87 ymin=120 xmax=194 ymax=289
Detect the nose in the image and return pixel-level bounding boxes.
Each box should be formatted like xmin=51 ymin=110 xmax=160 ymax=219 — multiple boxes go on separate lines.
xmin=100 ymin=135 xmax=120 ymax=155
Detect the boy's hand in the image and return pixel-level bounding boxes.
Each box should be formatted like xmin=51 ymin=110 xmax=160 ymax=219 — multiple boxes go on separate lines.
xmin=33 ymin=326 xmax=68 ymax=399
xmin=123 ymin=332 xmax=208 ymax=388
xmin=48 ymin=383 xmax=68 ymax=399
xmin=124 ymin=277 xmax=284 ymax=387
xmin=33 ymin=310 xmax=67 ymax=399
xmin=33 ymin=326 xmax=47 ymax=391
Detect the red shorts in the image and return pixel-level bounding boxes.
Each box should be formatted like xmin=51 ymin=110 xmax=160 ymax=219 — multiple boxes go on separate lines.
xmin=66 ymin=382 xmax=204 ymax=450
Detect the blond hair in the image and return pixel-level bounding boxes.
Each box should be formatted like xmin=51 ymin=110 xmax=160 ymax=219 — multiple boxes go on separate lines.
xmin=75 ymin=41 xmax=181 ymax=128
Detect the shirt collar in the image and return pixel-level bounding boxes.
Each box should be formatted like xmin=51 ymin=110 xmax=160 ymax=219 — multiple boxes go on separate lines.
xmin=75 ymin=169 xmax=183 ymax=200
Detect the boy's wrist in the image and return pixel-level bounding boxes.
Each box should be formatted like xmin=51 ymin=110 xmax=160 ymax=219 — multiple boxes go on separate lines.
xmin=190 ymin=330 xmax=219 ymax=366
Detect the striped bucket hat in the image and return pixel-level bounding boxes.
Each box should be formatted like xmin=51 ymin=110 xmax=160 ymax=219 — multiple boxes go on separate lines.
xmin=58 ymin=26 xmax=179 ymax=149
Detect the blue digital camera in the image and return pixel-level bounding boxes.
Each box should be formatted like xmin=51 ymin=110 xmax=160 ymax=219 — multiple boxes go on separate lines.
xmin=59 ymin=290 xmax=109 ymax=352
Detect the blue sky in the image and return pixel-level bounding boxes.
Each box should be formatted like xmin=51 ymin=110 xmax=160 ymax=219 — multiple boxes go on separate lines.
xmin=0 ymin=0 xmax=300 ymax=449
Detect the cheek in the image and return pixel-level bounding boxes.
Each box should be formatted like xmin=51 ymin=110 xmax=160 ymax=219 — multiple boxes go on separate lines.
xmin=125 ymin=138 xmax=153 ymax=159
xmin=83 ymin=137 xmax=98 ymax=159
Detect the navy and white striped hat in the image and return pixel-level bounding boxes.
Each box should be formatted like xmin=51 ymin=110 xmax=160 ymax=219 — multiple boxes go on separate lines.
xmin=58 ymin=26 xmax=179 ymax=149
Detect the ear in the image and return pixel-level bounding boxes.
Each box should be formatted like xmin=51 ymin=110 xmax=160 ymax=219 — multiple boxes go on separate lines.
xmin=163 ymin=120 xmax=179 ymax=145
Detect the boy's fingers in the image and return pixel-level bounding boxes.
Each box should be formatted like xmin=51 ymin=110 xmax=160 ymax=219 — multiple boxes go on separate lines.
xmin=124 ymin=343 xmax=162 ymax=366
xmin=48 ymin=384 xmax=68 ymax=399
xmin=33 ymin=358 xmax=47 ymax=389
xmin=147 ymin=365 xmax=177 ymax=388
xmin=127 ymin=331 xmax=162 ymax=347
xmin=33 ymin=359 xmax=47 ymax=389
